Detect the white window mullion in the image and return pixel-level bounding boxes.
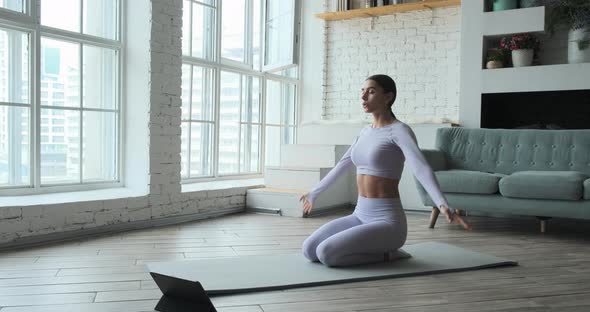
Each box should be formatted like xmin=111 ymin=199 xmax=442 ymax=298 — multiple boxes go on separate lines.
xmin=33 ymin=23 xmax=41 ymax=189
xmin=213 ymin=68 xmax=220 ymax=177
xmin=237 ymin=74 xmax=242 ymax=173
xmin=213 ymin=0 xmax=222 ymax=177
xmin=245 ymin=0 xmax=252 ymax=67
xmin=79 ymin=0 xmax=83 ymax=34
xmin=7 ymin=29 xmax=22 ymax=185
xmin=187 ymin=65 xmax=193 ymax=177
xmin=260 ymin=76 xmax=266 ymax=175
xmin=79 ymin=42 xmax=83 ymax=184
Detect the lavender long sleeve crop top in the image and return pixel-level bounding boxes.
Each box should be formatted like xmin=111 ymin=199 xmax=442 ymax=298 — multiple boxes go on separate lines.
xmin=306 ymin=121 xmax=449 ymax=209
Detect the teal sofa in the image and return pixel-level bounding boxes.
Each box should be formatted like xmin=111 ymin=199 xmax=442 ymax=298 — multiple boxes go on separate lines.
xmin=416 ymin=127 xmax=590 ymax=232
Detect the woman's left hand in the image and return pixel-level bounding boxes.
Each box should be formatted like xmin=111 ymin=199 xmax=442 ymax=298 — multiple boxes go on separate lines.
xmin=439 ymin=206 xmax=472 ymax=230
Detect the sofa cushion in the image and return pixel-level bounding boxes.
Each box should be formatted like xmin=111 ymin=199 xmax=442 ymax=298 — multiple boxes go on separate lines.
xmin=435 ymin=170 xmax=504 ymax=195
xmin=499 ymin=171 xmax=588 ymax=201
xmin=585 ymin=179 xmax=590 ymax=200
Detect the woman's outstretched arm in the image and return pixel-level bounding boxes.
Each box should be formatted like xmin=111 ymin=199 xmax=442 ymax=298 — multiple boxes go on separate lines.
xmin=393 ymin=124 xmax=471 ymax=230
xmin=305 ymin=142 xmax=355 ymax=207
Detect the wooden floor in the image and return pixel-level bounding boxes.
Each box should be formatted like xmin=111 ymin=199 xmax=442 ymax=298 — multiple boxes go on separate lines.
xmin=1 ymin=209 xmax=590 ymax=312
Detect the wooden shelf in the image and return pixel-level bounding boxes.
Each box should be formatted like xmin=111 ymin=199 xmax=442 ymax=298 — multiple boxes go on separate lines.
xmin=315 ymin=0 xmax=461 ymax=21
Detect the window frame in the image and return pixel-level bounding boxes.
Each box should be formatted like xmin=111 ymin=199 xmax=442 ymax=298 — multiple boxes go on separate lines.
xmin=182 ymin=0 xmax=300 ymax=183
xmin=261 ymin=0 xmax=300 ymax=73
xmin=0 ymin=0 xmax=124 ymax=196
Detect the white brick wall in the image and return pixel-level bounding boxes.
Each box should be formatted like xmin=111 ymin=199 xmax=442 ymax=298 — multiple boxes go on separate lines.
xmin=322 ymin=5 xmax=461 ymax=124
xmin=0 ymin=0 xmax=261 ymax=247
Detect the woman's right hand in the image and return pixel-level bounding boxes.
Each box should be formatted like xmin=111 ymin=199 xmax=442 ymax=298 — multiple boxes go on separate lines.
xmin=299 ymin=193 xmax=313 ymax=216
xmin=439 ymin=205 xmax=472 ymax=230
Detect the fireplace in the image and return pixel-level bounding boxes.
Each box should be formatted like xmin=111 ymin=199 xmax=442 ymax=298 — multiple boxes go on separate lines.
xmin=481 ymin=89 xmax=590 ymax=129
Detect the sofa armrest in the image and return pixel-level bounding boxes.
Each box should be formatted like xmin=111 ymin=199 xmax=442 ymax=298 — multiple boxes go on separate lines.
xmin=420 ymin=149 xmax=447 ymax=171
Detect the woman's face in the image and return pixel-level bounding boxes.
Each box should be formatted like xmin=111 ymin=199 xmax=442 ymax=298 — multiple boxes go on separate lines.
xmin=361 ymin=79 xmax=392 ymax=114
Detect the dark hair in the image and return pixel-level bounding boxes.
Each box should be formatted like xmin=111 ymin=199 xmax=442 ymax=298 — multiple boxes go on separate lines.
xmin=366 ymin=74 xmax=397 ymax=119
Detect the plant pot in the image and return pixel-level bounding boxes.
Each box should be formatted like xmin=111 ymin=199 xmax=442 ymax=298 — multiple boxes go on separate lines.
xmin=511 ymin=49 xmax=534 ymax=67
xmin=519 ymin=0 xmax=539 ymax=8
xmin=486 ymin=60 xmax=504 ymax=69
xmin=493 ymin=0 xmax=517 ymax=11
xmin=568 ymin=27 xmax=590 ymax=64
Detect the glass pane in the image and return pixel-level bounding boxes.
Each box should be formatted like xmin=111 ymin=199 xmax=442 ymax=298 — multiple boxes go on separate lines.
xmin=181 ymin=122 xmax=189 ymax=178
xmin=191 ymin=66 xmax=214 ymax=121
xmin=181 ymin=64 xmax=191 ymax=120
xmin=240 ymin=124 xmax=259 ymax=173
xmin=265 ymin=0 xmax=294 ymax=68
xmin=0 ymin=0 xmax=24 ymax=13
xmin=271 ymin=66 xmax=298 ymax=79
xmin=41 ymin=0 xmax=80 ymax=33
xmin=253 ymin=0 xmax=261 ymax=70
xmin=218 ymin=121 xmax=239 ymax=175
xmin=0 ymin=105 xmax=30 ymax=187
xmin=0 ymin=28 xmax=30 ymax=104
xmin=182 ymin=0 xmax=190 ymax=56
xmin=83 ymin=0 xmax=117 ymax=40
xmin=265 ymin=80 xmax=280 ymax=124
xmin=221 ymin=0 xmax=245 ymax=62
xmin=41 ymin=38 xmax=80 ymax=108
xmin=264 ymin=125 xmax=280 ymax=167
xmin=83 ymin=111 xmax=117 ymax=182
xmin=83 ymin=45 xmax=117 ymax=110
xmin=192 ymin=3 xmax=215 ymax=60
xmin=283 ymin=126 xmax=295 ymax=145
xmin=190 ymin=122 xmax=212 ymax=177
xmin=283 ymin=83 xmax=295 ymax=126
xmin=241 ymin=76 xmax=260 ymax=123
xmin=220 ymin=71 xmax=240 ymax=122
xmin=41 ymin=108 xmax=80 ymax=184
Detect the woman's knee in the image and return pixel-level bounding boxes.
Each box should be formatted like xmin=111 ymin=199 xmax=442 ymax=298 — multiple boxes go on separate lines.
xmin=316 ymin=240 xmax=341 ymax=267
xmin=302 ymin=237 xmax=319 ymax=262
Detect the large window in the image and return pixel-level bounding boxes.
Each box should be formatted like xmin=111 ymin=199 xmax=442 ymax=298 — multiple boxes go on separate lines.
xmin=182 ymin=0 xmax=299 ymax=181
xmin=0 ymin=0 xmax=121 ymax=194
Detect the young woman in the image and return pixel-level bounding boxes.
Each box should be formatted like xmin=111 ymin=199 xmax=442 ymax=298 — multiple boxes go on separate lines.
xmin=300 ymin=74 xmax=470 ymax=267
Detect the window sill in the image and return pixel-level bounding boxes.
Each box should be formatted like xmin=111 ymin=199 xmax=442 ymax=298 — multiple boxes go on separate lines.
xmin=0 ymin=179 xmax=266 ymax=208
xmin=0 ymin=188 xmax=147 ymax=208
xmin=181 ymin=178 xmax=265 ymax=193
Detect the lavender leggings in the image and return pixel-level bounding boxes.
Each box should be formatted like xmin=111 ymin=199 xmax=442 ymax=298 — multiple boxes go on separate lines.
xmin=302 ymin=196 xmax=407 ymax=267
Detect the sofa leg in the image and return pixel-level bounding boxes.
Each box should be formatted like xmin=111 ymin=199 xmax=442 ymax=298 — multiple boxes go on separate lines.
xmin=537 ymin=217 xmax=551 ymax=233
xmin=429 ymin=207 xmax=440 ymax=229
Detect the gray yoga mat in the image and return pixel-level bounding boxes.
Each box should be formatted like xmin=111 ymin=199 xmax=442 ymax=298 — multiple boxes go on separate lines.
xmin=147 ymin=241 xmax=517 ymax=295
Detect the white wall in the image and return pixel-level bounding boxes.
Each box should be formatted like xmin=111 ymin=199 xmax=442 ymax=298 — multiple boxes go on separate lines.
xmin=299 ymin=0 xmax=326 ymax=126
xmin=321 ymin=5 xmax=461 ymax=124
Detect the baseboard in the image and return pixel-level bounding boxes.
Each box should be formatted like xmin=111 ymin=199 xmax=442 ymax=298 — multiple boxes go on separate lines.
xmin=246 ymin=207 xmax=282 ymax=215
xmin=0 ymin=206 xmax=245 ymax=251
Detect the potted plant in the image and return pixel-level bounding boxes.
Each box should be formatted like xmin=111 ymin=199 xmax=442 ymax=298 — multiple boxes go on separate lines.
xmin=544 ymin=0 xmax=590 ymax=64
xmin=486 ymin=49 xmax=506 ymax=69
xmin=501 ymin=33 xmax=541 ymax=67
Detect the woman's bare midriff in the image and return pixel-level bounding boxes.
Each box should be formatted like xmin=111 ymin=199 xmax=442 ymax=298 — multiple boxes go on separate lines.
xmin=357 ymin=174 xmax=400 ymax=198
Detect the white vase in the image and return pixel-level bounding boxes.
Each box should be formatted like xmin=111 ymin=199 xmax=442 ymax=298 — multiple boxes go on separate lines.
xmin=568 ymin=27 xmax=590 ymax=64
xmin=511 ymin=49 xmax=533 ymax=67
